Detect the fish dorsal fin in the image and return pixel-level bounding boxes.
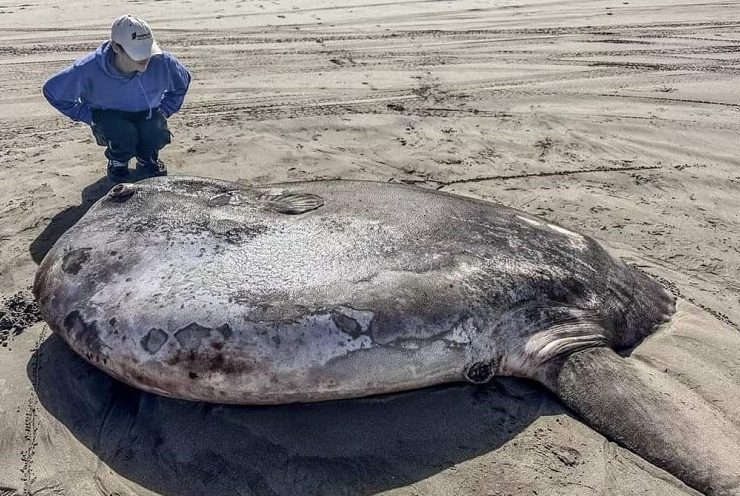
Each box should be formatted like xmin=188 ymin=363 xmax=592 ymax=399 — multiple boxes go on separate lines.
xmin=261 ymin=192 xmax=324 ymax=215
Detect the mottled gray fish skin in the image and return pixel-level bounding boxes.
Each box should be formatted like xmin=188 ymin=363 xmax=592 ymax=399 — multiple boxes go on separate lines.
xmin=34 ymin=177 xmax=740 ymax=496
xmin=34 ymin=177 xmax=671 ymax=402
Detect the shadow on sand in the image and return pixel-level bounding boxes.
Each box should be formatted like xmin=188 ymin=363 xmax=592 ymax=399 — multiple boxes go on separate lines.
xmin=29 ymin=177 xmax=115 ymax=264
xmin=30 ymin=170 xmax=158 ymax=265
xmin=31 ymin=335 xmax=560 ymax=496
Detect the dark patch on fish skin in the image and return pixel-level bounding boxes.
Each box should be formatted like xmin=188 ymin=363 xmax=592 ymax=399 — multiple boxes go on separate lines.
xmin=141 ymin=328 xmax=169 ymax=354
xmin=62 ymin=248 xmax=92 ymax=275
xmin=174 ymin=323 xmax=213 ymax=347
xmin=123 ymin=214 xmax=267 ymax=246
xmin=209 ymin=353 xmax=247 ymax=374
xmin=174 ymin=322 xmax=233 ymax=348
xmin=216 ymin=323 xmax=233 ymax=339
xmin=63 ymin=310 xmax=106 ymax=356
xmin=207 ymin=219 xmax=268 ymax=244
xmin=166 ymin=347 xmax=257 ymax=376
xmin=367 ymin=313 xmax=396 ymax=343
xmin=331 ymin=311 xmax=364 ymax=338
xmin=189 ymin=372 xmax=198 ymax=380
xmin=211 ymin=353 xmax=226 ymax=372
xmin=464 ymin=360 xmax=498 ymax=384
xmin=368 ymin=311 xmax=430 ymax=345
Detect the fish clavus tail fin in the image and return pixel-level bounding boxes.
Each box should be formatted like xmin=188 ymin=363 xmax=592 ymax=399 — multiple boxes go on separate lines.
xmin=539 ymin=347 xmax=740 ymax=496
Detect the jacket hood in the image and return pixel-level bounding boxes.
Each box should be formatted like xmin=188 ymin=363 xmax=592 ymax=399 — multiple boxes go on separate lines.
xmin=95 ymin=41 xmax=129 ymax=79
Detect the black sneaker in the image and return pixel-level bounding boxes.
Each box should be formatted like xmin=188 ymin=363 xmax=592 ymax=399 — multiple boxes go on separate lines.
xmin=107 ymin=159 xmax=130 ymax=182
xmin=136 ymin=157 xmax=167 ymax=177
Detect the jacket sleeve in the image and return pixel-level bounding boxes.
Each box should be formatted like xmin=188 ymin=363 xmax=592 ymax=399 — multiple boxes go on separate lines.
xmin=42 ymin=64 xmax=93 ymax=126
xmin=158 ymin=55 xmax=191 ymax=118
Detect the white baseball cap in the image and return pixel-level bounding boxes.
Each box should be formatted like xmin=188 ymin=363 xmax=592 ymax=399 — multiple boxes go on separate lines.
xmin=110 ymin=14 xmax=162 ymax=61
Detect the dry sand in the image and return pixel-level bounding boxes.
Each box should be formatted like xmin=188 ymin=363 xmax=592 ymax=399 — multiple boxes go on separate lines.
xmin=1 ymin=0 xmax=739 ymax=495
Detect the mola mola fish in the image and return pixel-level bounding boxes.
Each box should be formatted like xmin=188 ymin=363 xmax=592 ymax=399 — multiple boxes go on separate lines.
xmin=34 ymin=177 xmax=740 ymax=495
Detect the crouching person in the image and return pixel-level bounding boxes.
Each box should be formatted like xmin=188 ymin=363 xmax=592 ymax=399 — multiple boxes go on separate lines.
xmin=43 ymin=14 xmax=191 ymax=182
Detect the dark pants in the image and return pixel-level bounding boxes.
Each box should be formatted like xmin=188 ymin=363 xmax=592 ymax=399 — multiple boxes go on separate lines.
xmin=91 ymin=109 xmax=171 ymax=164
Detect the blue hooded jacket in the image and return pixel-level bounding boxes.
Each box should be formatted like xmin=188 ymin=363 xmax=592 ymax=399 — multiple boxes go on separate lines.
xmin=42 ymin=41 xmax=191 ymax=126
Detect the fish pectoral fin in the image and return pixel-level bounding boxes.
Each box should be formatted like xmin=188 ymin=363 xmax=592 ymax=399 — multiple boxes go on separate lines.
xmin=497 ymin=303 xmax=608 ymax=378
xmin=259 ymin=192 xmax=325 ymax=215
xmin=541 ymin=346 xmax=740 ymax=496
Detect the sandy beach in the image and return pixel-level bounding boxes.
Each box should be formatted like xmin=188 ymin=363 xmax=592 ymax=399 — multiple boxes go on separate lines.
xmin=1 ymin=0 xmax=739 ymax=495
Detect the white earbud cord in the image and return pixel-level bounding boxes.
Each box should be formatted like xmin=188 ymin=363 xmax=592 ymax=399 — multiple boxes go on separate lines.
xmin=138 ymin=76 xmax=153 ymax=119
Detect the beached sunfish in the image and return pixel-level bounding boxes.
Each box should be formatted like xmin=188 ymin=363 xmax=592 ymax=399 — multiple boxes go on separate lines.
xmin=34 ymin=177 xmax=740 ymax=495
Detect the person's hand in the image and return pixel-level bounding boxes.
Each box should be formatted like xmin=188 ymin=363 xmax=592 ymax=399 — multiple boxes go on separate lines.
xmin=90 ymin=122 xmax=108 ymax=146
xmin=90 ymin=108 xmax=102 ymax=126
